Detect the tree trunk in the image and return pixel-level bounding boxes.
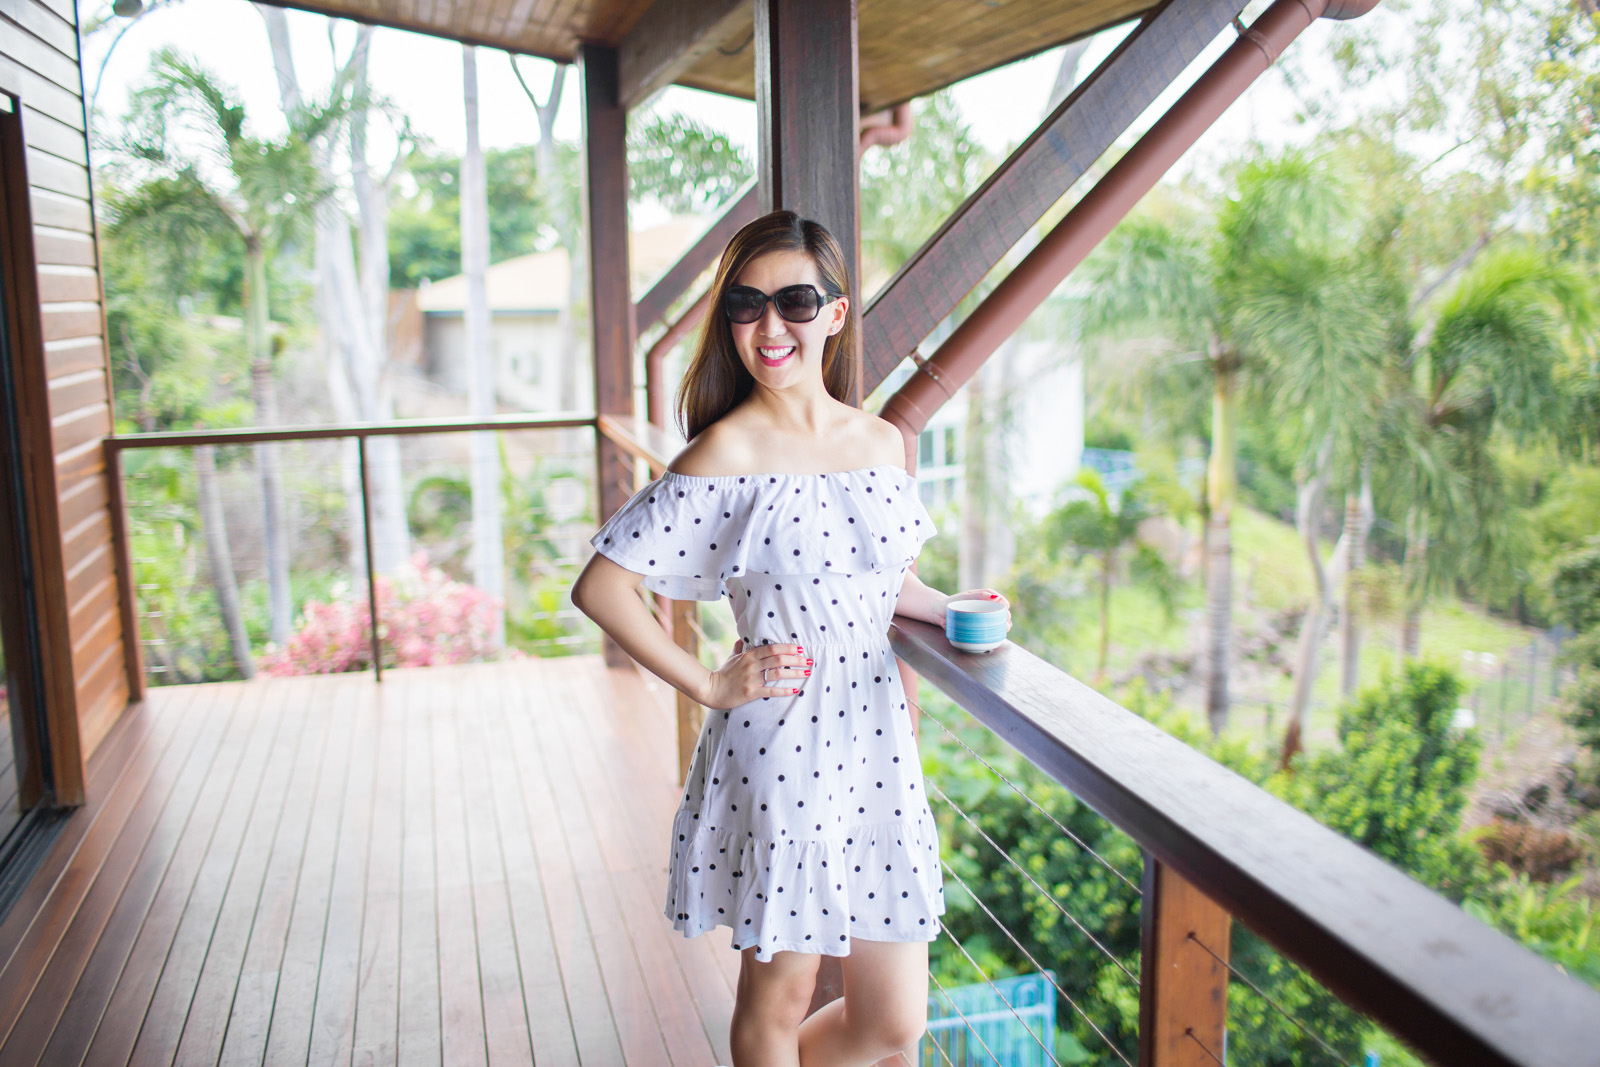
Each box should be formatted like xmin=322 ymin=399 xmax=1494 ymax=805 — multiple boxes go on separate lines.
xmin=194 ymin=445 xmax=254 ymax=679
xmin=1337 ymin=472 xmax=1373 ymax=697
xmin=1283 ymin=437 xmax=1333 ymax=768
xmin=1204 ymin=355 xmax=1237 ymax=734
xmin=259 ymin=7 xmax=410 ymax=579
xmin=463 ymin=45 xmax=505 ymax=646
xmin=245 ymin=242 xmax=292 ymax=646
xmin=1094 ymin=550 xmax=1113 ymax=684
xmin=1401 ymin=506 xmax=1426 ymax=658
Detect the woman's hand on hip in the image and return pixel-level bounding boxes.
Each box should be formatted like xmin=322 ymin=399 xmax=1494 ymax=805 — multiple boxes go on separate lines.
xmin=699 ymin=639 xmax=812 ymax=709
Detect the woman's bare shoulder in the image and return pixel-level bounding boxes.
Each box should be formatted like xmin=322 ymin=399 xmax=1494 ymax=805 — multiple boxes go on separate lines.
xmin=666 ymin=420 xmax=756 ymax=477
xmin=864 ymin=412 xmax=909 ymax=472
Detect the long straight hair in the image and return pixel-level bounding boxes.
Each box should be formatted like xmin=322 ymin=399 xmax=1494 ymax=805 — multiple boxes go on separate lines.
xmin=675 ymin=210 xmax=857 ymax=441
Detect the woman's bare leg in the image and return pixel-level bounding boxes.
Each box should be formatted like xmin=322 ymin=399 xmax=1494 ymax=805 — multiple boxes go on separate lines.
xmin=797 ymin=939 xmax=929 ymax=1067
xmin=730 ymin=946 xmax=823 ymax=1067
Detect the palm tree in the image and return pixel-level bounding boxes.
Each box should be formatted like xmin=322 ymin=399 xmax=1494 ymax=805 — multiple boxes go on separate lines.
xmin=1080 ymin=154 xmax=1367 ymax=735
xmin=1043 ymin=469 xmax=1171 ymax=685
xmin=1221 ymin=165 xmax=1393 ymax=766
xmin=1378 ymin=247 xmax=1593 ymax=656
xmin=110 ymin=51 xmax=334 ymax=647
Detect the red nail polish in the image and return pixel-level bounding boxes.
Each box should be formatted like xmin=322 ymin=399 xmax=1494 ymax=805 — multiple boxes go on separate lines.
xmin=804 ymin=670 xmax=811 ymax=676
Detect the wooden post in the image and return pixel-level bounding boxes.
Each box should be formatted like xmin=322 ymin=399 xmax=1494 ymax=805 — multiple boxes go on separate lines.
xmin=754 ymin=0 xmax=862 ymax=407
xmin=580 ymin=42 xmax=637 ymax=669
xmin=754 ymin=0 xmax=869 ymax=1027
xmin=1139 ymin=856 xmax=1231 ymax=1067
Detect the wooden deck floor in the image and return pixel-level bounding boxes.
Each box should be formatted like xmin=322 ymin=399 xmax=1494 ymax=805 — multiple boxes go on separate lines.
xmin=0 ymin=657 xmax=742 ymax=1066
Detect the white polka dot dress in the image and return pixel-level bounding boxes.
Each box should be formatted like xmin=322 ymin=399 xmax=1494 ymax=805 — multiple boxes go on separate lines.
xmin=589 ymin=465 xmax=946 ymax=960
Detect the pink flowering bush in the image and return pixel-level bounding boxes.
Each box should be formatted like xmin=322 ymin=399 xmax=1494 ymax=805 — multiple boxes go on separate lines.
xmin=259 ymin=552 xmax=514 ymax=675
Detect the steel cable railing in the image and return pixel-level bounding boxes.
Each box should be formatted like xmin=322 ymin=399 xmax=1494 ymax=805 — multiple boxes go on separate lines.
xmin=936 ymin=855 xmax=1132 ymax=1067
xmin=920 ymin=768 xmax=1136 ymax=984
xmin=1185 ymin=930 xmax=1355 ymax=1066
xmin=912 ymin=695 xmax=1361 ymax=1067
xmin=927 ymin=969 xmax=1010 ymax=1067
xmin=937 ymin=919 xmax=1071 ymax=1067
xmin=916 ymin=701 xmax=1142 ymax=894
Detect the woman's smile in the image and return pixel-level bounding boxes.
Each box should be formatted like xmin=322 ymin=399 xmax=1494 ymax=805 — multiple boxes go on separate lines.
xmin=758 ymin=344 xmax=796 ymax=367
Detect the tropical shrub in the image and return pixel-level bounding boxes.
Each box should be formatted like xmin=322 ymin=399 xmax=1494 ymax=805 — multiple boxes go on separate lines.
xmin=259 ymin=552 xmax=512 ymax=674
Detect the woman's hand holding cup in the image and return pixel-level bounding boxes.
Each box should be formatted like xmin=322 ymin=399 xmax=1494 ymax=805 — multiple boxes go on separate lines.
xmin=699 ymin=638 xmax=812 ymax=709
xmin=940 ymin=589 xmax=1012 ymax=653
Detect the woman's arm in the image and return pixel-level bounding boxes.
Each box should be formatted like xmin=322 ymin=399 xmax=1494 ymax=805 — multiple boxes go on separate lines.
xmin=571 ymin=554 xmax=716 ymax=704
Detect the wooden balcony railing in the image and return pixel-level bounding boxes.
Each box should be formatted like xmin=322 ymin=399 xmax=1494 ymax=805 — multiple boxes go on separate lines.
xmin=888 ymin=616 xmax=1600 ymax=1067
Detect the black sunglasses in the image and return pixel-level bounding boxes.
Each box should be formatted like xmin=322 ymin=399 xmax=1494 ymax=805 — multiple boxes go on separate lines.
xmin=723 ymin=283 xmax=840 ymax=325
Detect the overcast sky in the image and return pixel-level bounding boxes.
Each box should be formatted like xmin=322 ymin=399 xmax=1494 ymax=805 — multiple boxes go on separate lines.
xmin=81 ymin=0 xmax=1391 ymax=196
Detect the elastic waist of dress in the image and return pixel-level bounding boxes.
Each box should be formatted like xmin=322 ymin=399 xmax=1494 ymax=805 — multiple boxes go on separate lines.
xmin=744 ymin=630 xmax=893 ymax=651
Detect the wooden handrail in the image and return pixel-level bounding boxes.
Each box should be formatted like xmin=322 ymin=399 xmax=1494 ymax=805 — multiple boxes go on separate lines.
xmin=596 ymin=411 xmax=685 ymax=475
xmin=104 ymin=411 xmax=597 ymax=451
xmin=887 ymin=616 xmax=1600 ymax=1067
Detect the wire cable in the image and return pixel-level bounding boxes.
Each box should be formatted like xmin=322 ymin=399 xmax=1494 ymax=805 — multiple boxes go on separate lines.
xmin=924 ymin=777 xmax=1138 ymax=984
xmin=927 ymin=969 xmax=1007 ymax=1067
xmin=1186 ymin=932 xmax=1353 ymax=1067
xmin=938 ymin=920 xmax=1070 ymax=1067
xmin=939 ymin=858 xmax=1135 ymax=1067
xmin=914 ymin=699 xmax=1142 ymax=893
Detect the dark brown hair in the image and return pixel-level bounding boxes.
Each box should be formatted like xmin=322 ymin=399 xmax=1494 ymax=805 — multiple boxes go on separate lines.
xmin=675 ymin=210 xmax=857 ymax=441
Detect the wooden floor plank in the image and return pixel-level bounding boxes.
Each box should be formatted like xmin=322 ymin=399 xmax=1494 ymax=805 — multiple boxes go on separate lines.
xmin=349 ymin=668 xmax=407 ymax=1067
xmin=432 ymin=667 xmax=490 ymax=1067
xmin=559 ymin=660 xmax=722 ymax=1067
xmin=479 ymin=663 xmax=581 ymax=1067
xmin=5 ymin=685 xmax=216 ymax=1062
xmin=125 ymin=675 xmax=294 ymax=1067
xmin=258 ymin=674 xmax=362 ymax=1067
xmin=532 ymin=661 xmax=671 ymax=1067
xmin=0 ymin=685 xmax=191 ymax=993
xmin=1 ymin=684 xmax=214 ymax=1064
xmin=499 ymin=663 xmax=625 ymax=1066
xmin=81 ymin=681 xmax=271 ymax=1067
xmin=613 ymin=666 xmax=746 ymax=997
xmin=0 ymin=685 xmax=160 ymax=975
xmin=396 ymin=670 xmax=442 ymax=1067
xmin=304 ymin=676 xmax=381 ymax=1065
xmin=171 ymin=678 xmax=316 ymax=1065
xmin=454 ymin=665 xmax=535 ymax=1066
xmin=0 ymin=657 xmax=748 ymax=1067
xmin=582 ymin=659 xmax=740 ymax=1067
xmin=216 ymin=675 xmax=341 ymax=1067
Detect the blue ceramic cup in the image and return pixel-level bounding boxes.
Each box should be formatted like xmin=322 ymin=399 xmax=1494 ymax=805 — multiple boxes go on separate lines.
xmin=945 ymin=598 xmax=1007 ymax=653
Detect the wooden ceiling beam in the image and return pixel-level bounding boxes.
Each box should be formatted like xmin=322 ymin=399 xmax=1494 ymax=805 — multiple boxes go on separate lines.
xmin=617 ymin=0 xmax=748 ymax=110
xmin=859 ymin=0 xmax=1245 ymax=396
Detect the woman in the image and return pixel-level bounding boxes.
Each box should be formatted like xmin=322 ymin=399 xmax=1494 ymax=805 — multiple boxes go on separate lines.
xmin=572 ymin=210 xmax=1010 ymax=1067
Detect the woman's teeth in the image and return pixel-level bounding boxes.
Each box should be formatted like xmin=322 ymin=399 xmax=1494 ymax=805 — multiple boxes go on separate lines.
xmin=759 ymin=346 xmax=795 ymax=366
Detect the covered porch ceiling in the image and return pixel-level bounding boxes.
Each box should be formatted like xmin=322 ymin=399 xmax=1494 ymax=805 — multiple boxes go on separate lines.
xmin=252 ymin=0 xmax=1156 ymax=112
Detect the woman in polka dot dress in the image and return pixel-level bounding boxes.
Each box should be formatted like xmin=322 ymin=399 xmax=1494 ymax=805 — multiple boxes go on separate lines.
xmin=572 ymin=211 xmax=1010 ymax=1067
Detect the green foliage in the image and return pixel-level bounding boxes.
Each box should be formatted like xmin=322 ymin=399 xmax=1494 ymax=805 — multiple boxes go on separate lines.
xmin=1465 ymin=874 xmax=1600 ymax=987
xmin=1549 ymin=537 xmax=1600 ymax=633
xmin=920 ymin=689 xmax=1144 ymax=1065
xmin=1273 ymin=661 xmax=1485 ymax=902
xmin=860 ymin=91 xmax=990 ymax=283
xmin=389 ymin=141 xmax=580 ymax=287
xmin=628 ymin=111 xmax=753 ymax=213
